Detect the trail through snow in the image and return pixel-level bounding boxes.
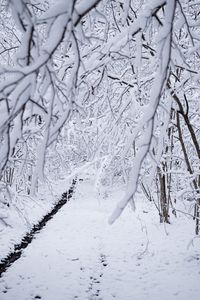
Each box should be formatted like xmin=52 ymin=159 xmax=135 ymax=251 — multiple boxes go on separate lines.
xmin=0 ymin=177 xmax=200 ymax=300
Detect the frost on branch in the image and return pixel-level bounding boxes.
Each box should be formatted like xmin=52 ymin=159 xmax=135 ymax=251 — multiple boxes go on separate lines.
xmin=0 ymin=0 xmax=200 ymax=230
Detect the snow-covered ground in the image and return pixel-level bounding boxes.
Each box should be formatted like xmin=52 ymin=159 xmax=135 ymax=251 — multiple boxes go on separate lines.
xmin=0 ymin=177 xmax=72 ymax=262
xmin=0 ymin=175 xmax=200 ymax=300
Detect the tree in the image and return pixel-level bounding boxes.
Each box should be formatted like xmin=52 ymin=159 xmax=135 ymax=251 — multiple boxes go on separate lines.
xmin=0 ymin=0 xmax=199 ymax=225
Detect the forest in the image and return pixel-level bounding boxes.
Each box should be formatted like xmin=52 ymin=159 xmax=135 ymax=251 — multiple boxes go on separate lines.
xmin=0 ymin=1 xmax=200 ymax=299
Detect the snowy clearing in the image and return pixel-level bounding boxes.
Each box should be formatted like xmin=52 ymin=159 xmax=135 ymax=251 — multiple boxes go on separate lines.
xmin=0 ymin=178 xmax=72 ymax=262
xmin=0 ymin=177 xmax=199 ymax=300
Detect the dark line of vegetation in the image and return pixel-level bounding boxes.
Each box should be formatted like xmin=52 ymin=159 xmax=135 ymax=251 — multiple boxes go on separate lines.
xmin=0 ymin=178 xmax=77 ymax=278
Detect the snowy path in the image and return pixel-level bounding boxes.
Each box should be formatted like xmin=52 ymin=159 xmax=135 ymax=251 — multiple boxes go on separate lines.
xmin=0 ymin=179 xmax=200 ymax=300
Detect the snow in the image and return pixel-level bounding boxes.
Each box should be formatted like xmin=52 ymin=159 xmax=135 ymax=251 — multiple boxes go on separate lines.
xmin=39 ymin=0 xmax=71 ymax=20
xmin=0 ymin=177 xmax=72 ymax=262
xmin=0 ymin=174 xmax=200 ymax=300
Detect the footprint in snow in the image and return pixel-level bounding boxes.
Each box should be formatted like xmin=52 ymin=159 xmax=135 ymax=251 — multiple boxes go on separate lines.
xmin=100 ymin=253 xmax=108 ymax=267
